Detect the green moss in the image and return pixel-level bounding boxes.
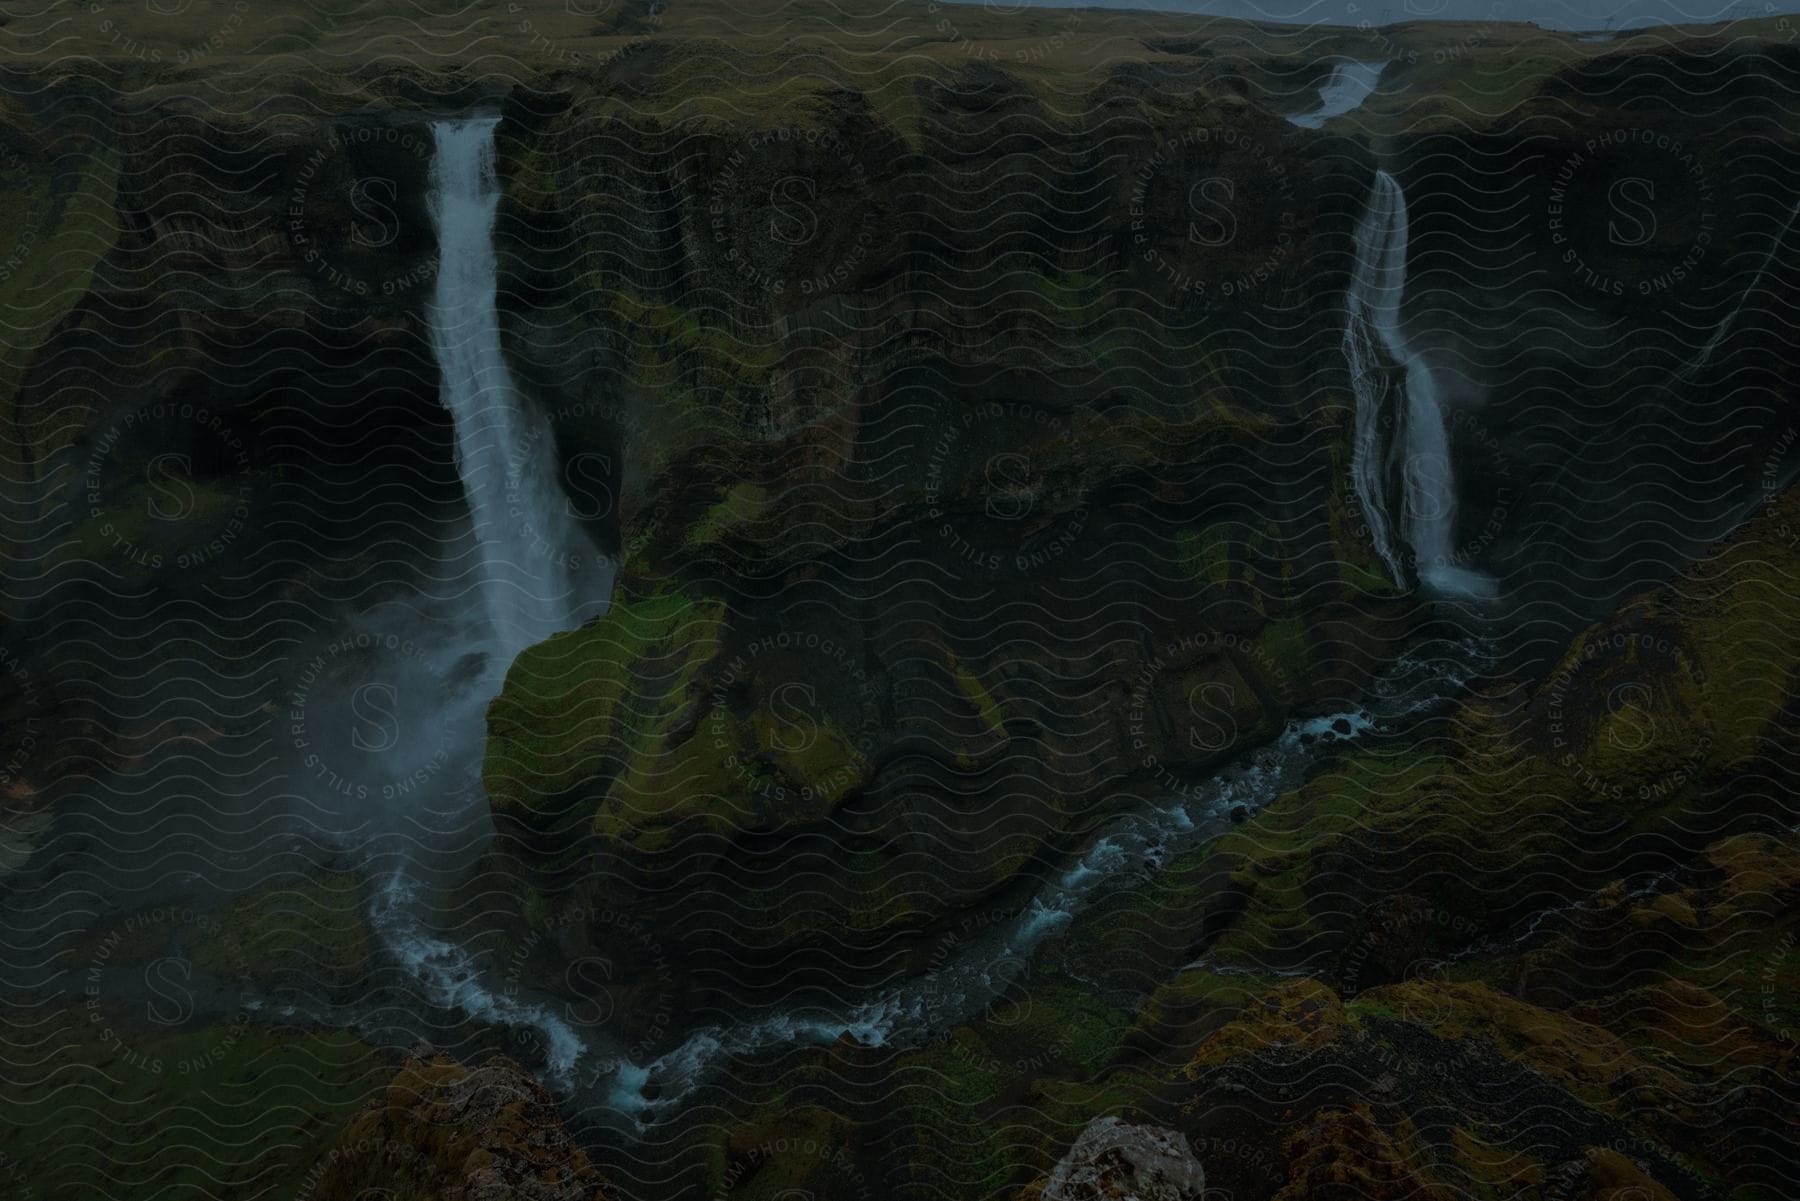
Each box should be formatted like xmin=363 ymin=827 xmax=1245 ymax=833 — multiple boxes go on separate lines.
xmin=890 ymin=1032 xmax=1016 ymax=1197
xmin=876 ymin=980 xmax=1136 ymax=1200
xmin=1209 ymin=749 xmax=1449 ymax=957
xmin=1130 ymin=967 xmax=1269 ymax=1039
xmin=985 ymin=983 xmax=1131 ymax=1077
xmin=1175 ymin=525 xmax=1234 ymax=588
xmin=597 ymin=700 xmax=772 ymax=848
xmin=1185 ymin=977 xmax=1350 ymax=1073
xmin=1447 ymin=1126 xmax=1541 ymax=1199
xmin=715 ymin=1106 xmax=863 ymax=1201
xmin=483 ymin=590 xmax=726 ymax=815
xmin=749 ymin=703 xmax=869 ymax=807
xmin=0 ymin=1011 xmax=385 ymax=1201
xmin=187 ymin=871 xmax=369 ymax=985
xmin=501 ymin=135 xmax=562 ymax=213
xmin=490 ymin=586 xmax=881 ymax=855
xmin=952 ymin=658 xmax=1010 ymax=746
xmin=1253 ymin=615 xmax=1311 ymax=684
xmin=686 ymin=482 xmax=772 ymax=547
xmin=0 ymin=147 xmax=121 ymax=466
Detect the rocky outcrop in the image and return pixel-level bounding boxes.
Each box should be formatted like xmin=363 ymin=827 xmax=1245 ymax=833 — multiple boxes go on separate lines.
xmin=306 ymin=1051 xmax=608 ymax=1201
xmin=471 ymin=63 xmax=1431 ymax=1003
xmin=1043 ymin=1118 xmax=1206 ymax=1201
xmin=469 ymin=34 xmax=1800 ymax=1029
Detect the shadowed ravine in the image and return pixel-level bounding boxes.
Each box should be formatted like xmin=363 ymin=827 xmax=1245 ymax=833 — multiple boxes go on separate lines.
xmin=345 ymin=118 xmax=1501 ymax=1115
xmin=1 ymin=12 xmax=1797 ymax=1199
xmin=213 ymin=116 xmax=1520 ymax=1122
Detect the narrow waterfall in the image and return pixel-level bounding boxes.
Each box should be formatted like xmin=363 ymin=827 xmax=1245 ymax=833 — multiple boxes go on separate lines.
xmin=361 ymin=114 xmax=614 ymax=1084
xmin=1344 ymin=169 xmax=1493 ymax=599
xmin=1344 ymin=171 xmax=1410 ymax=587
xmin=1681 ymin=195 xmax=1800 ymax=382
xmin=427 ymin=113 xmax=608 ymax=658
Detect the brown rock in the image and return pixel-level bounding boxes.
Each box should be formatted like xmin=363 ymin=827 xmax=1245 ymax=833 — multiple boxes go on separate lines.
xmin=302 ymin=1051 xmax=605 ymax=1201
xmin=1043 ymin=1116 xmax=1206 ymax=1201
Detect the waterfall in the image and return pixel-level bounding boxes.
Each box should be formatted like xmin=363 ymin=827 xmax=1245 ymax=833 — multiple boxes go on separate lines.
xmin=1344 ymin=171 xmax=1409 ymax=587
xmin=1681 ymin=195 xmax=1800 ymax=383
xmin=357 ymin=114 xmax=613 ymax=1084
xmin=427 ymin=113 xmax=607 ymax=658
xmin=1344 ymin=169 xmax=1493 ymax=599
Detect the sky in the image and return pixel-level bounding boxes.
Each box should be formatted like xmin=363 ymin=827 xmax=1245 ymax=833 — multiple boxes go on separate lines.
xmin=976 ymin=0 xmax=1799 ymax=31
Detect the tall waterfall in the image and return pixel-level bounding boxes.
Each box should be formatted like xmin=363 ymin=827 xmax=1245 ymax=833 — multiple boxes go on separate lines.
xmin=362 ymin=114 xmax=613 ymax=1084
xmin=427 ymin=113 xmax=607 ymax=657
xmin=1344 ymin=169 xmax=1493 ymax=599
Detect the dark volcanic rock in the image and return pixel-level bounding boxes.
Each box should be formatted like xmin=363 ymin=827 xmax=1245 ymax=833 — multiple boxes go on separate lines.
xmin=1044 ymin=1117 xmax=1207 ymax=1201
xmin=308 ymin=1051 xmax=608 ymax=1201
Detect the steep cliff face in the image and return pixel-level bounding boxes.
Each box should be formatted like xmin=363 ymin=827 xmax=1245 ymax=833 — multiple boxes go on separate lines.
xmin=0 ymin=82 xmax=458 ymax=839
xmin=686 ymin=479 xmax=1799 ymax=1201
xmin=452 ymin=36 xmax=1798 ymax=1197
xmin=1387 ymin=39 xmax=1800 ymax=633
xmin=1 ymin=11 xmax=1796 ymax=1200
xmin=469 ymin=66 xmax=1432 ymax=999
xmin=469 ymin=34 xmax=1800 ymax=1004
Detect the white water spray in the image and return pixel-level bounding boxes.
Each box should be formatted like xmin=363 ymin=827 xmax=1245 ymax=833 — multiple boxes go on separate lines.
xmin=427 ymin=113 xmax=608 ymax=658
xmin=1344 ymin=169 xmax=1494 ymax=599
xmin=364 ymin=114 xmax=613 ymax=1083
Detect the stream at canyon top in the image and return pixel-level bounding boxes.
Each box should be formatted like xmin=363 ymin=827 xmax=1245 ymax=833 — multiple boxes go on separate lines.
xmin=1287 ymin=61 xmax=1385 ymax=130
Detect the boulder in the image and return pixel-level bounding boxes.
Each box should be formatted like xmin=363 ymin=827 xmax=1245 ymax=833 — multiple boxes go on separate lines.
xmin=1044 ymin=1117 xmax=1206 ymax=1201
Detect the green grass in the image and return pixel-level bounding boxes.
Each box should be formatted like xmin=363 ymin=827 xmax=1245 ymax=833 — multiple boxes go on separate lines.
xmin=0 ymin=147 xmax=119 ymax=467
xmin=483 ymin=590 xmax=725 ymax=814
xmin=685 ymin=482 xmax=772 ymax=548
xmin=187 ymin=871 xmax=370 ymax=986
xmin=0 ymin=1012 xmax=386 ymax=1201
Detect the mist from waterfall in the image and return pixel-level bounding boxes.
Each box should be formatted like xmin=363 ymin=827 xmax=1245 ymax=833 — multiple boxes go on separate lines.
xmin=1344 ymin=169 xmax=1494 ymax=599
xmin=359 ymin=113 xmax=615 ymax=1083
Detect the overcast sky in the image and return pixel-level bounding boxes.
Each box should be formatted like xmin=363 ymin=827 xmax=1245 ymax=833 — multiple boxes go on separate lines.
xmin=974 ymin=0 xmax=1798 ymax=31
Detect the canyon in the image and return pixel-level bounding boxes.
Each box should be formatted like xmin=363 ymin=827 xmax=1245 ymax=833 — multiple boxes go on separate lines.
xmin=0 ymin=4 xmax=1796 ymax=1200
